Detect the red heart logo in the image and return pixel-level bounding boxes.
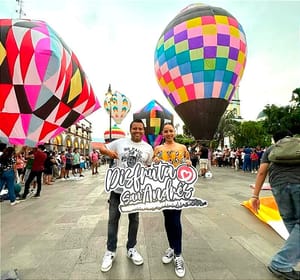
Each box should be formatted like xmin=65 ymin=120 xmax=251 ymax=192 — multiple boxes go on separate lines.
xmin=177 ymin=165 xmax=197 ymax=184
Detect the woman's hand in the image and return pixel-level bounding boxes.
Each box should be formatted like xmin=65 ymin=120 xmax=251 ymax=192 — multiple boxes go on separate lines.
xmin=153 ymin=157 xmax=160 ymax=164
xmin=185 ymin=159 xmax=192 ymax=166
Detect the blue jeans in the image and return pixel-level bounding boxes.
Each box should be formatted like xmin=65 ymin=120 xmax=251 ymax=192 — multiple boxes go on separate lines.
xmin=107 ymin=191 xmax=139 ymax=252
xmin=163 ymin=209 xmax=182 ymax=255
xmin=270 ymin=183 xmax=300 ymax=272
xmin=0 ymin=169 xmax=16 ymax=203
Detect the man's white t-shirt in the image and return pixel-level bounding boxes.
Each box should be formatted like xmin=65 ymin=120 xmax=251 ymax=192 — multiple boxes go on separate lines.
xmin=106 ymin=138 xmax=153 ymax=194
xmin=107 ymin=138 xmax=153 ymax=169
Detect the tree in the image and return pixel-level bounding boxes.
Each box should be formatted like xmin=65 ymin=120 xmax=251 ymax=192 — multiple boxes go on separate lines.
xmin=263 ymin=88 xmax=300 ymax=135
xmin=233 ymin=121 xmax=271 ymax=148
xmin=214 ymin=109 xmax=239 ymax=148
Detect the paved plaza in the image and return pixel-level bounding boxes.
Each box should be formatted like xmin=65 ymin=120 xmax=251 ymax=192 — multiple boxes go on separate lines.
xmin=1 ymin=165 xmax=285 ymax=280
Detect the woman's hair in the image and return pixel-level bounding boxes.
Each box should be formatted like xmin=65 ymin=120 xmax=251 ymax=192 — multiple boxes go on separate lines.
xmin=162 ymin=122 xmax=174 ymax=129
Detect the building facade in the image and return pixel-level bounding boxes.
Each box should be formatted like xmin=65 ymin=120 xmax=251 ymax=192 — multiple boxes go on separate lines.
xmin=45 ymin=119 xmax=93 ymax=155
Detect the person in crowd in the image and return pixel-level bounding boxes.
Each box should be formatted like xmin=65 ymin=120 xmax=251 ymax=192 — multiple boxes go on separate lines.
xmin=72 ymin=148 xmax=83 ymax=177
xmin=198 ymin=143 xmax=209 ymax=177
xmin=152 ymin=122 xmax=192 ymax=278
xmin=250 ymin=130 xmax=300 ymax=280
xmin=43 ymin=151 xmax=55 ymax=185
xmin=51 ymin=151 xmax=60 ymax=179
xmin=80 ymin=153 xmax=86 ymax=171
xmin=23 ymin=150 xmax=37 ymax=193
xmin=21 ymin=145 xmax=47 ymax=199
xmin=189 ymin=142 xmax=199 ymax=168
xmin=90 ymin=149 xmax=99 ymax=175
xmin=99 ymin=119 xmax=153 ymax=273
xmin=15 ymin=152 xmax=26 ymax=184
xmin=59 ymin=151 xmax=66 ymax=179
xmin=250 ymin=149 xmax=259 ymax=173
xmin=65 ymin=148 xmax=73 ymax=179
xmin=242 ymin=146 xmax=252 ymax=172
xmin=0 ymin=147 xmax=19 ymax=205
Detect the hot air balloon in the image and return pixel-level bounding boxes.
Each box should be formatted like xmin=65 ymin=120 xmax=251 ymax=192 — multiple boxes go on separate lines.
xmin=133 ymin=100 xmax=173 ymax=147
xmin=0 ymin=19 xmax=100 ymax=146
xmin=154 ymin=4 xmax=247 ymax=140
xmin=104 ymin=124 xmax=126 ymax=143
xmin=104 ymin=89 xmax=131 ymax=125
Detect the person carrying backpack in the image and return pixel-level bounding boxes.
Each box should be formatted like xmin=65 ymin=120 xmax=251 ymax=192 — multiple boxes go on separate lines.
xmin=250 ymin=129 xmax=300 ymax=280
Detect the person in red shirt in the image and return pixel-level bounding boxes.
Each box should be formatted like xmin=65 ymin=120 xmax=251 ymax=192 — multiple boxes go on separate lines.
xmin=21 ymin=145 xmax=47 ymax=199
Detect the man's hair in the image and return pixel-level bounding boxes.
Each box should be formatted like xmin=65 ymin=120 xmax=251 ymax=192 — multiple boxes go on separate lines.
xmin=38 ymin=144 xmax=45 ymax=150
xmin=273 ymin=129 xmax=293 ymax=143
xmin=130 ymin=119 xmax=145 ymax=129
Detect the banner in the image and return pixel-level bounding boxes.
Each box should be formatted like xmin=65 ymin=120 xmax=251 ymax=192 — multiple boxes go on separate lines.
xmin=105 ymin=161 xmax=208 ymax=213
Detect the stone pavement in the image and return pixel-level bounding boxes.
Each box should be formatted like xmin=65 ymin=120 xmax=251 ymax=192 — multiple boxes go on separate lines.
xmin=1 ymin=165 xmax=284 ymax=280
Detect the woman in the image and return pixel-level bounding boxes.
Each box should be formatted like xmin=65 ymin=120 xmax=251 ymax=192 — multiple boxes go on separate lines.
xmin=0 ymin=147 xmax=19 ymax=205
xmin=153 ymin=123 xmax=191 ymax=278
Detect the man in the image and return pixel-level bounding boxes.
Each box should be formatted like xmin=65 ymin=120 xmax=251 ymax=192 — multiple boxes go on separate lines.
xmin=99 ymin=119 xmax=153 ymax=272
xmin=89 ymin=149 xmax=99 ymax=175
xmin=199 ymin=143 xmax=209 ymax=177
xmin=250 ymin=130 xmax=300 ymax=280
xmin=21 ymin=145 xmax=47 ymax=199
xmin=65 ymin=148 xmax=73 ymax=178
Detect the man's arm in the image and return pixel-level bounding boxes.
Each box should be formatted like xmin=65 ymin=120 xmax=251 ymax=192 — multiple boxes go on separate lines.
xmin=98 ymin=143 xmax=118 ymax=159
xmin=250 ymin=162 xmax=269 ymax=213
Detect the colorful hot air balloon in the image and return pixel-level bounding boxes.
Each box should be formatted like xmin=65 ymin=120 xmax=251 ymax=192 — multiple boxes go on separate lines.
xmin=133 ymin=100 xmax=173 ymax=147
xmin=104 ymin=90 xmax=131 ymax=125
xmin=0 ymin=19 xmax=100 ymax=146
xmin=104 ymin=124 xmax=126 ymax=143
xmin=154 ymin=4 xmax=247 ymax=140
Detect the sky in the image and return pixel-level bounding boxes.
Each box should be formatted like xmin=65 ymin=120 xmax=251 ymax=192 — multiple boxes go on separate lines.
xmin=1 ymin=0 xmax=300 ymax=140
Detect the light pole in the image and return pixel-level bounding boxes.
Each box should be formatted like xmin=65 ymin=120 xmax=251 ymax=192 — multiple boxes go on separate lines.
xmin=105 ymin=84 xmax=113 ymax=142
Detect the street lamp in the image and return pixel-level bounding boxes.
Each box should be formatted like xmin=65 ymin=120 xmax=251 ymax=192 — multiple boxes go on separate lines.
xmin=105 ymin=84 xmax=113 ymax=142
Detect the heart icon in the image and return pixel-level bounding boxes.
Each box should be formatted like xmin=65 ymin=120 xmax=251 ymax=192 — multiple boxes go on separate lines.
xmin=177 ymin=165 xmax=197 ymax=184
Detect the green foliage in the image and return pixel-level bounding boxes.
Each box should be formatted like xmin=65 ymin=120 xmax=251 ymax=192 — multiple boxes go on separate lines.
xmin=233 ymin=121 xmax=272 ymax=148
xmin=175 ymin=134 xmax=194 ymax=146
xmin=262 ymin=88 xmax=300 ymax=135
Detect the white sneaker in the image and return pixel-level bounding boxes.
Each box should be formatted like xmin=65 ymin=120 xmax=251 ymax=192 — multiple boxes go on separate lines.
xmin=101 ymin=250 xmax=115 ymax=272
xmin=10 ymin=200 xmax=20 ymax=206
xmin=127 ymin=247 xmax=143 ymax=265
xmin=174 ymin=255 xmax=185 ymax=278
xmin=162 ymin=248 xmax=174 ymax=264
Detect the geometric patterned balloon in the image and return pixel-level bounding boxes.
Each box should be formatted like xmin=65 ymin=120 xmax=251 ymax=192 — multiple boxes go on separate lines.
xmin=0 ymin=19 xmax=100 ymax=146
xmin=133 ymin=100 xmax=173 ymax=147
xmin=104 ymin=89 xmax=131 ymax=125
xmin=154 ymin=4 xmax=247 ymax=140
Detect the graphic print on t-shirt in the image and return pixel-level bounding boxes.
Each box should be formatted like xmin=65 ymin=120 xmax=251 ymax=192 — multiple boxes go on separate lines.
xmin=120 ymin=147 xmax=144 ymax=168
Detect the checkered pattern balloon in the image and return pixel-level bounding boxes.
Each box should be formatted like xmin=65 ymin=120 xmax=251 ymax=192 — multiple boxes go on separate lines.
xmin=133 ymin=100 xmax=173 ymax=147
xmin=0 ymin=19 xmax=100 ymax=146
xmin=154 ymin=4 xmax=247 ymax=140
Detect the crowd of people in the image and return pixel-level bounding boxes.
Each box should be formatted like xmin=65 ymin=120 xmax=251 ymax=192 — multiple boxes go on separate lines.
xmin=0 ymin=145 xmax=105 ymax=204
xmin=188 ymin=143 xmax=266 ymax=177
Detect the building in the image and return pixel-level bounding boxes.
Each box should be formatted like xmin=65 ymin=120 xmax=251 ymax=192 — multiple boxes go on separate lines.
xmin=227 ymin=87 xmax=242 ymax=119
xmin=45 ymin=119 xmax=93 ymax=155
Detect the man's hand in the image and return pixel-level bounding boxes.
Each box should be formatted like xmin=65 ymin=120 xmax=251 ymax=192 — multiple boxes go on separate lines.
xmin=108 ymin=150 xmax=118 ymax=159
xmin=250 ymin=197 xmax=260 ymax=213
